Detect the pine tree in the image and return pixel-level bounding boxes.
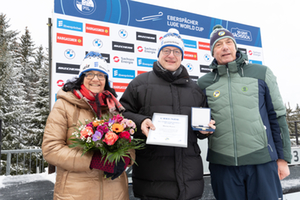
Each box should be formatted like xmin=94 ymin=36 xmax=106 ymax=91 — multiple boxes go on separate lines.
xmin=0 ymin=13 xmax=25 ymax=150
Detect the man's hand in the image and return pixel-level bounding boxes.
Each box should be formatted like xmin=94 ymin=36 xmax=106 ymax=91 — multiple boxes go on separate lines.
xmin=277 ymin=159 xmax=290 ymax=180
xmin=141 ymin=118 xmax=156 ymax=137
xmin=199 ymin=120 xmax=216 ymax=135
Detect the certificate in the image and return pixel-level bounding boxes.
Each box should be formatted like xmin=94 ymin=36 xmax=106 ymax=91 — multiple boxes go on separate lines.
xmin=146 ymin=113 xmax=188 ymax=148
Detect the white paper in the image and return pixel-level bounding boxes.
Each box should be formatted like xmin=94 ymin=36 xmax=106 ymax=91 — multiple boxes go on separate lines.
xmin=146 ymin=113 xmax=188 ymax=148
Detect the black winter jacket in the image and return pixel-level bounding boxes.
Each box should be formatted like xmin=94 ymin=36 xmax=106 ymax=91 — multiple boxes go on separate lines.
xmin=120 ymin=62 xmax=207 ymax=200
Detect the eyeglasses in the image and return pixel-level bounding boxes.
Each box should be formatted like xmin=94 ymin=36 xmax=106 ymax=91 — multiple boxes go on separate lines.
xmin=161 ymin=48 xmax=182 ymax=57
xmin=84 ymin=72 xmax=106 ymax=80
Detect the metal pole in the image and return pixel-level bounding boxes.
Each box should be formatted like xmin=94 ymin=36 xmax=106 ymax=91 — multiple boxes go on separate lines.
xmin=47 ymin=18 xmax=56 ymax=174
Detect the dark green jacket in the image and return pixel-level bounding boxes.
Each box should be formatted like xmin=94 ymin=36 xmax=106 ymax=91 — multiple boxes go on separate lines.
xmin=197 ymin=51 xmax=291 ymax=166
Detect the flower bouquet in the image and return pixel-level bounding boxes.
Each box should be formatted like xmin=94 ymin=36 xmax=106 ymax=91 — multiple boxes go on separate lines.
xmin=68 ymin=114 xmax=144 ymax=164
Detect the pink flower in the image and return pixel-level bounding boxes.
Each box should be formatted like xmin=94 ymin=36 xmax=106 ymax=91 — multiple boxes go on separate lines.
xmin=129 ymin=129 xmax=135 ymax=135
xmin=119 ymin=131 xmax=131 ymax=142
xmin=112 ymin=114 xmax=124 ymax=123
xmin=103 ymin=131 xmax=119 ymax=145
xmin=80 ymin=126 xmax=93 ymax=139
xmin=126 ymin=120 xmax=136 ymax=128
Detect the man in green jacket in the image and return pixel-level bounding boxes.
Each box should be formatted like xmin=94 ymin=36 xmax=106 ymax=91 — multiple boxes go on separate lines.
xmin=197 ymin=25 xmax=292 ymax=200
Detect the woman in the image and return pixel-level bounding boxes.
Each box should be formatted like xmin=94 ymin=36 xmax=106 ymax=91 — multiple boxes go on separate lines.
xmin=42 ymin=49 xmax=135 ymax=200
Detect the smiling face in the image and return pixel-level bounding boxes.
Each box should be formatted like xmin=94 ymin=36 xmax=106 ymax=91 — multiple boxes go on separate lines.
xmin=213 ymin=38 xmax=237 ymax=65
xmin=158 ymin=46 xmax=182 ymax=71
xmin=83 ymin=70 xmax=106 ymax=94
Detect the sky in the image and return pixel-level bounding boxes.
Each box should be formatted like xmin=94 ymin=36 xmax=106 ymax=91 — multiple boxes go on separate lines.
xmin=1 ymin=0 xmax=299 ymax=109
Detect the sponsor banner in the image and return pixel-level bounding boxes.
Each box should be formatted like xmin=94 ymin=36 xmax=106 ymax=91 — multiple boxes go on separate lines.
xmin=184 ymin=51 xmax=197 ymax=60
xmin=54 ymin=0 xmax=262 ymax=47
xmin=57 ymin=33 xmax=83 ymax=46
xmin=86 ymin=23 xmax=110 ymax=36
xmin=137 ymin=57 xmax=156 ymax=67
xmin=137 ymin=70 xmax=148 ymax=75
xmin=112 ymin=41 xmax=135 ymax=53
xmin=113 ymin=82 xmax=128 ymax=92
xmin=57 ymin=18 xmax=83 ymax=32
xmin=189 ymin=75 xmax=199 ymax=83
xmin=182 ymin=39 xmax=197 ymax=49
xmin=113 ymin=56 xmax=135 ymax=65
xmin=249 ymin=60 xmax=262 ymax=65
xmin=113 ymin=68 xmax=135 ymax=79
xmin=198 ymin=41 xmax=210 ymax=51
xmin=238 ymin=48 xmax=247 ymax=55
xmin=136 ymin=32 xmax=157 ymax=43
xmin=56 ymin=63 xmax=80 ymax=74
xmin=200 ymin=65 xmax=211 ymax=73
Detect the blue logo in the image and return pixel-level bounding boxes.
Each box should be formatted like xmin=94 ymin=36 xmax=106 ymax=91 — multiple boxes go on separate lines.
xmin=136 ymin=12 xmax=163 ymax=22
xmin=137 ymin=58 xmax=156 ymax=67
xmin=182 ymin=39 xmax=197 ymax=49
xmin=113 ymin=68 xmax=135 ymax=79
xmin=203 ymin=54 xmax=211 ymax=62
xmin=231 ymin=28 xmax=252 ymax=42
xmin=74 ymin=0 xmax=96 ymax=15
xmin=119 ymin=29 xmax=128 ymax=39
xmin=249 ymin=60 xmax=262 ymax=65
xmin=185 ymin=63 xmax=193 ymax=72
xmin=64 ymin=49 xmax=76 ymax=59
xmin=57 ymin=19 xmax=83 ymax=32
xmin=93 ymin=39 xmax=103 ymax=48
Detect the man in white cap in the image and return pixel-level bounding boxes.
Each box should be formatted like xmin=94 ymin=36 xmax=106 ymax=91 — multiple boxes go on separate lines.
xmin=197 ymin=25 xmax=291 ymax=200
xmin=120 ymin=28 xmax=215 ymax=200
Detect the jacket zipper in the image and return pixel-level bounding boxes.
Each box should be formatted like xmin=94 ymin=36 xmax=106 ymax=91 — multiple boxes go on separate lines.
xmin=227 ymin=67 xmax=238 ymax=166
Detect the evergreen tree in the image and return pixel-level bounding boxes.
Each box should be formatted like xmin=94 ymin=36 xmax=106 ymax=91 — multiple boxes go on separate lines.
xmin=0 ymin=13 xmax=25 ymax=150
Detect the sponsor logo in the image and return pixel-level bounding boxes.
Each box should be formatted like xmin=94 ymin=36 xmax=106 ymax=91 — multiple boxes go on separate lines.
xmin=86 ymin=24 xmax=109 ymax=36
xmin=203 ymin=54 xmax=211 ymax=62
xmin=57 ymin=19 xmax=83 ymax=32
xmin=238 ymin=48 xmax=247 ymax=55
xmin=57 ymin=33 xmax=83 ymax=46
xmin=184 ymin=51 xmax=197 ymax=60
xmin=64 ymin=49 xmax=76 ymax=59
xmin=101 ymin=53 xmax=110 ymax=63
xmin=137 ymin=46 xmax=156 ymax=54
xmin=118 ymin=29 xmax=128 ymax=39
xmin=137 ymin=57 xmax=156 ymax=67
xmin=56 ymin=63 xmax=80 ymax=74
xmin=137 ymin=46 xmax=143 ymax=52
xmin=185 ymin=63 xmax=193 ymax=72
xmin=189 ymin=75 xmax=199 ymax=83
xmin=112 ymin=41 xmax=134 ymax=53
xmin=136 ymin=12 xmax=163 ymax=22
xmin=74 ymin=0 xmax=96 ymax=15
xmin=198 ymin=41 xmax=210 ymax=51
xmin=136 ymin=32 xmax=157 ymax=43
xmin=57 ymin=79 xmax=64 ymax=87
xmin=248 ymin=50 xmax=261 ymax=57
xmin=182 ymin=39 xmax=197 ymax=49
xmin=200 ymin=65 xmax=211 ymax=73
xmin=113 ymin=68 xmax=135 ymax=79
xmin=93 ymin=39 xmax=103 ymax=48
xmin=231 ymin=27 xmax=252 ymax=41
xmin=113 ymin=82 xmax=128 ymax=92
xmin=113 ymin=56 xmax=134 ymax=65
xmin=213 ymin=90 xmax=220 ymax=98
xmin=137 ymin=70 xmax=148 ymax=75
xmin=249 ymin=60 xmax=262 ymax=65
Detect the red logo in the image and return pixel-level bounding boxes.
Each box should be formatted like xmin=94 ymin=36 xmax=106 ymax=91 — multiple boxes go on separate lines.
xmin=137 ymin=46 xmax=143 ymax=52
xmin=113 ymin=82 xmax=128 ymax=92
xmin=113 ymin=56 xmax=120 ymax=62
xmin=86 ymin=24 xmax=110 ymax=36
xmin=57 ymin=79 xmax=64 ymax=87
xmin=198 ymin=41 xmax=210 ymax=51
xmin=184 ymin=51 xmax=198 ymax=60
xmin=137 ymin=70 xmax=148 ymax=75
xmin=57 ymin=33 xmax=83 ymax=46
xmin=248 ymin=50 xmax=253 ymax=55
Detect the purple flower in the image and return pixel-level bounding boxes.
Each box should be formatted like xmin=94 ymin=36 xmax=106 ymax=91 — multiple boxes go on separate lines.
xmin=92 ymin=130 xmax=103 ymax=142
xmin=86 ymin=122 xmax=93 ymax=128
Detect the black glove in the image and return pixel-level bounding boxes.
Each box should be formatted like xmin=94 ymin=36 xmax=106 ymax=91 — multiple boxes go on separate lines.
xmin=104 ymin=156 xmax=130 ymax=180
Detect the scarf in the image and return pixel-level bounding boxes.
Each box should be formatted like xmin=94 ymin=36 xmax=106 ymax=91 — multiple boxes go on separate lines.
xmin=73 ymin=85 xmax=125 ymax=118
xmin=153 ymin=61 xmax=186 ymax=82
